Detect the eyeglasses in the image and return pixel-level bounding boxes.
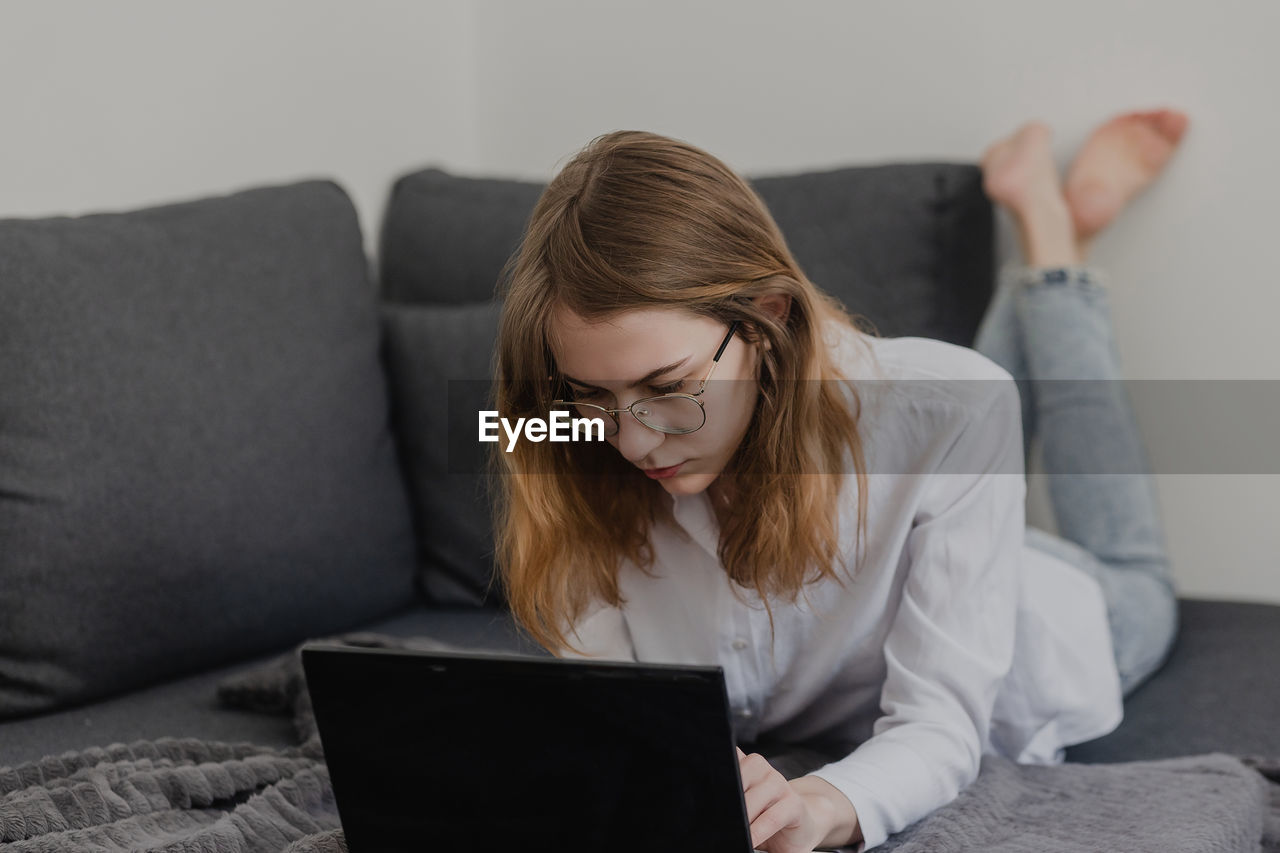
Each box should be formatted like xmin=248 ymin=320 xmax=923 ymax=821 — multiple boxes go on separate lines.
xmin=551 ymin=320 xmax=740 ymax=437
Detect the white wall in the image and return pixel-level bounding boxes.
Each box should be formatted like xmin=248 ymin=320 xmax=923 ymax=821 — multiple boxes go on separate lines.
xmin=0 ymin=0 xmax=481 ymax=260
xmin=3 ymin=0 xmax=1276 ymax=603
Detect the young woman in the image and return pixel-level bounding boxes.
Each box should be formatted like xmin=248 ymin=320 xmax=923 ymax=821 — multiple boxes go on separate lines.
xmin=490 ymin=110 xmax=1188 ymax=853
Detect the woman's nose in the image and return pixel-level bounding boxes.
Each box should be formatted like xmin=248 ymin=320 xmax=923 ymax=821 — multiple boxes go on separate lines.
xmin=613 ymin=408 xmax=665 ymax=465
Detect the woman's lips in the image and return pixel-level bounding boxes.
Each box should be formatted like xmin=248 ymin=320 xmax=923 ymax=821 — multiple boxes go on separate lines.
xmin=643 ymin=462 xmax=684 ymax=479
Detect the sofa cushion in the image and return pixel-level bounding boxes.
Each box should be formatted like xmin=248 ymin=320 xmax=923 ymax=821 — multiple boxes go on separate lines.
xmin=750 ymin=163 xmax=994 ymax=344
xmin=378 ymin=163 xmax=993 ymax=346
xmin=0 ymin=604 xmax=548 ymax=768
xmin=0 ymin=180 xmax=419 ymax=720
xmin=377 ymin=163 xmax=994 ymax=605
xmin=380 ymin=301 xmax=504 ymax=607
xmin=380 ymin=170 xmax=545 ymax=305
xmin=1064 ymin=599 xmax=1280 ymax=763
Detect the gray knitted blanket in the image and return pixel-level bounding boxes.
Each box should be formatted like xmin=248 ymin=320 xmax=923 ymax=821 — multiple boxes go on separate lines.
xmin=1 ymin=632 xmax=1277 ymax=852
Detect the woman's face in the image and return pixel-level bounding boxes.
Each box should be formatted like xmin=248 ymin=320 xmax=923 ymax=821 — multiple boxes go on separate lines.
xmin=548 ymin=304 xmax=769 ymax=498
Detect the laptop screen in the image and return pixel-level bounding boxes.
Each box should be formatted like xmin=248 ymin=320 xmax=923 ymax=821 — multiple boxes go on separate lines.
xmin=303 ymin=644 xmax=755 ymax=852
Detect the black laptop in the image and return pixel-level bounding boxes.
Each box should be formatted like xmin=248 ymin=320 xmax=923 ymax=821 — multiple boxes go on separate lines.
xmin=300 ymin=642 xmax=763 ymax=852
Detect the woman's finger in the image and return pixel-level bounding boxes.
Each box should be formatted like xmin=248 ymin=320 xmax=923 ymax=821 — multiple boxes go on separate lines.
xmin=737 ymin=751 xmax=775 ymax=787
xmin=749 ymin=798 xmax=803 ymax=850
xmin=743 ymin=773 xmax=791 ymax=823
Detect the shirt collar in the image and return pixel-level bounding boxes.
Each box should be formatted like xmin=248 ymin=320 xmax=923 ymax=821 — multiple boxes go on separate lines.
xmin=670 ymin=490 xmax=721 ymax=562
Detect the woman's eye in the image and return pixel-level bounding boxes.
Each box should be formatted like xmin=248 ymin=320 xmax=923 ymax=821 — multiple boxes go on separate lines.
xmin=570 ymin=386 xmax=604 ymax=401
xmin=651 ymin=380 xmax=686 ymax=395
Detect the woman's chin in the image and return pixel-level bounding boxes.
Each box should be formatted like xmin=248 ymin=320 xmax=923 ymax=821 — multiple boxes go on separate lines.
xmin=657 ymin=470 xmax=717 ymax=496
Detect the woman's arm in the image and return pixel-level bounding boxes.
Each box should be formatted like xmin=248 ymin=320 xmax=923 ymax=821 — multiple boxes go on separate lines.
xmin=803 ymin=375 xmax=1027 ymax=851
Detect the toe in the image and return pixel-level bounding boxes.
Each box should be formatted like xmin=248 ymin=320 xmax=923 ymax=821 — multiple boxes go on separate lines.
xmin=1154 ymin=110 xmax=1189 ymax=142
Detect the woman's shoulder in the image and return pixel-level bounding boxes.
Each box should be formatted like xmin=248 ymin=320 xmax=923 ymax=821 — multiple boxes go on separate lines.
xmin=824 ymin=320 xmax=1019 ymax=431
xmin=825 ymin=318 xmax=1013 ymax=384
xmin=873 ymin=336 xmax=1014 ymax=383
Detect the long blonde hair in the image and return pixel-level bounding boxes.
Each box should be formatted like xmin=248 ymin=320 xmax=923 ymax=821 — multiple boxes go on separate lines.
xmin=491 ymin=130 xmax=876 ymax=655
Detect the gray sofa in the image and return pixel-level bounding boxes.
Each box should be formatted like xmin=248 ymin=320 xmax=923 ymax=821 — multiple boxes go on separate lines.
xmin=2 ymin=162 xmax=1278 ymax=780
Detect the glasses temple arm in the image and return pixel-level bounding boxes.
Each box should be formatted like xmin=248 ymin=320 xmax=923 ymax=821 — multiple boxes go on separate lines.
xmin=697 ymin=320 xmax=741 ymax=389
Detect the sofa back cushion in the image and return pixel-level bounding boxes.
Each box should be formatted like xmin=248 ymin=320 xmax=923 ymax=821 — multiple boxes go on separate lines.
xmin=379 ymin=163 xmax=993 ymax=339
xmin=0 ymin=180 xmax=419 ymax=719
xmin=381 ymin=301 xmax=504 ymax=607
xmin=378 ymin=163 xmax=994 ymax=607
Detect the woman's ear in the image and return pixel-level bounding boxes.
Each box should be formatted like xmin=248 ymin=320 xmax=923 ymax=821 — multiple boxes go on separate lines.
xmin=751 ymin=292 xmax=791 ymax=325
xmin=747 ymin=293 xmax=790 ymax=355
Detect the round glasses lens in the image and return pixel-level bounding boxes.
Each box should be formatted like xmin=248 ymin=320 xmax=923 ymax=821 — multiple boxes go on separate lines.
xmin=633 ymin=396 xmax=705 ymax=433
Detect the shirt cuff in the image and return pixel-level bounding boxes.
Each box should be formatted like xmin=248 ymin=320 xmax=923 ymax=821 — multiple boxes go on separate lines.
xmin=805 ymin=730 xmax=970 ymax=852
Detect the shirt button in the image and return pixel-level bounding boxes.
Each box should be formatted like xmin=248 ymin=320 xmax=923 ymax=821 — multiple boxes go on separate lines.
xmin=732 ymin=638 xmax=748 ymax=651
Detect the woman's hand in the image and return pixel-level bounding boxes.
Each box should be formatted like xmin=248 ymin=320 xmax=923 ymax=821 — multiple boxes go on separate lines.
xmin=736 ymin=746 xmax=860 ymax=852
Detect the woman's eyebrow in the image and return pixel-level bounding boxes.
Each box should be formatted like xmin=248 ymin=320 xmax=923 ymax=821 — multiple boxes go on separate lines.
xmin=562 ymin=355 xmax=692 ymax=390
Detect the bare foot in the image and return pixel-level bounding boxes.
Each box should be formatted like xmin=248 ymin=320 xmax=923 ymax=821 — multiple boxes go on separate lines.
xmin=1064 ymin=109 xmax=1189 ymax=242
xmin=981 ymin=121 xmax=1083 ymax=266
xmin=980 ymin=120 xmax=1063 ymax=217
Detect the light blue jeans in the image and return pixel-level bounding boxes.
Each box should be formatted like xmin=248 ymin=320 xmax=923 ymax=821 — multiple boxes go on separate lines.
xmin=972 ymin=263 xmax=1180 ymax=699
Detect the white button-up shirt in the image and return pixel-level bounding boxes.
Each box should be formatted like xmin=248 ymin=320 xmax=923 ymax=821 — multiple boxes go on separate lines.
xmin=560 ymin=321 xmax=1124 ymax=852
